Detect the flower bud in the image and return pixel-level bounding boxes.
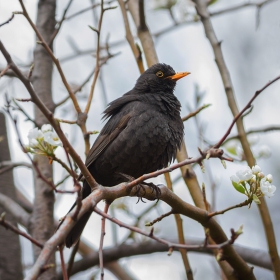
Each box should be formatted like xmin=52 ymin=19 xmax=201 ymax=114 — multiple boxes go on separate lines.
xmin=250 ymin=175 xmax=256 ymax=183
xmin=266 ymin=174 xmax=273 ymax=183
xmin=252 ymin=165 xmax=261 ymax=174
xmin=257 ymin=172 xmax=265 ymax=179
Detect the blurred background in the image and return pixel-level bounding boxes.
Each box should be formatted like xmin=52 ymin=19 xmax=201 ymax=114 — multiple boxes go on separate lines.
xmin=0 ymin=0 xmax=280 ymax=279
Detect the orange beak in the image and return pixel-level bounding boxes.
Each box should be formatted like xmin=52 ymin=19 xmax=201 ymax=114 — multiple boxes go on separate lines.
xmin=167 ymin=72 xmax=191 ymax=81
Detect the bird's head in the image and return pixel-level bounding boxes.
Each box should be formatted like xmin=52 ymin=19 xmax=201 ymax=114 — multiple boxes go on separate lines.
xmin=134 ymin=63 xmax=190 ymax=94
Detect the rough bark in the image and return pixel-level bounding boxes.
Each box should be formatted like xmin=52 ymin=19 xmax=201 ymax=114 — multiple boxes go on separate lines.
xmin=29 ymin=0 xmax=56 ymax=279
xmin=0 ymin=112 xmax=23 ymax=280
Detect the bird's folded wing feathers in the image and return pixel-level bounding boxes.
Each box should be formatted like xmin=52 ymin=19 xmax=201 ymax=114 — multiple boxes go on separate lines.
xmin=85 ymin=113 xmax=131 ymax=168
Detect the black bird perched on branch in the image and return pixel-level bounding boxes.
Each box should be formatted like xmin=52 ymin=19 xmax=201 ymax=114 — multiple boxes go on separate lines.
xmin=64 ymin=63 xmax=190 ymax=247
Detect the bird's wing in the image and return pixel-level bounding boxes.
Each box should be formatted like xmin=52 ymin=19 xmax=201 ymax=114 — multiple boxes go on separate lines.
xmin=85 ymin=113 xmax=131 ymax=168
xmin=84 ymin=94 xmax=140 ymax=168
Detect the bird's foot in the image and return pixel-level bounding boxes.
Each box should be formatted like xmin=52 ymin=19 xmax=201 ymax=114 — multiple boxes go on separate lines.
xmin=117 ymin=172 xmax=161 ymax=201
xmin=141 ymin=182 xmax=161 ymax=199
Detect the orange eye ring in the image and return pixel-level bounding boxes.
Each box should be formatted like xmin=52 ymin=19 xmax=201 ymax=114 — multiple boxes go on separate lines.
xmin=156 ymin=71 xmax=164 ymax=78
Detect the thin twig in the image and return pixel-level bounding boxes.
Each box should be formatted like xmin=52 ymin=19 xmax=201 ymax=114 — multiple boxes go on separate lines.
xmin=55 ymin=67 xmax=96 ymax=108
xmin=99 ymin=202 xmax=110 ymax=280
xmin=223 ymin=125 xmax=280 ymax=144
xmin=56 ymin=118 xmax=77 ymax=124
xmin=146 ymin=210 xmax=173 ymax=226
xmin=59 ymin=245 xmax=68 ymax=280
xmin=0 ymin=39 xmax=98 ymax=190
xmin=182 ymin=104 xmax=211 ymax=122
xmin=94 ymin=206 xmax=241 ymax=250
xmin=18 ymin=0 xmax=82 ymax=114
xmin=118 ymin=0 xmax=144 ymax=73
xmin=214 ymin=75 xmax=280 ymax=148
xmin=0 ymin=13 xmax=15 ymax=27
xmin=84 ymin=0 xmax=104 ymax=115
xmin=208 ymin=199 xmax=251 ymax=219
xmin=65 ymin=1 xmax=115 ymax=21
xmin=4 ymin=100 xmax=75 ymax=194
xmin=52 ymin=155 xmax=77 ymax=177
xmin=49 ymin=0 xmax=74 ymax=46
xmin=0 ymin=64 xmax=11 ymax=76
xmin=67 ymin=240 xmax=80 ymax=276
xmin=12 ymin=98 xmax=38 ymax=126
xmin=0 ymin=213 xmax=43 ymax=248
xmin=164 ymin=172 xmax=193 ymax=280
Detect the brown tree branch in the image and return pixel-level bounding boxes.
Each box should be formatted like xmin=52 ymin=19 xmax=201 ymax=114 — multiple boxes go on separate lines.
xmin=164 ymin=172 xmax=193 ymax=280
xmin=0 ymin=13 xmax=15 ymax=27
xmin=0 ymin=193 xmax=30 ymax=227
xmin=49 ymin=0 xmax=74 ymax=46
xmin=0 ymin=213 xmax=43 ymax=248
xmin=182 ymin=104 xmax=211 ymax=122
xmin=193 ymin=1 xmax=280 ymax=278
xmin=0 ymin=160 xmax=32 ymax=175
xmin=118 ymin=0 xmax=144 ymax=73
xmin=0 ymin=40 xmax=98 ymax=190
xmin=214 ymin=75 xmax=280 ymax=148
xmin=127 ymin=0 xmax=159 ymax=67
xmin=223 ymin=125 xmax=280 ymax=144
xmin=18 ymin=0 xmax=82 ymax=115
xmin=59 ymin=238 xmax=274 ymax=278
xmin=25 ymin=184 xmax=255 ymax=280
xmin=208 ymin=199 xmax=251 ymax=219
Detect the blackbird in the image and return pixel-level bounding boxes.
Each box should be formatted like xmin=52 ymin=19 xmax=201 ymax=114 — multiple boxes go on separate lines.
xmin=64 ymin=63 xmax=190 ymax=247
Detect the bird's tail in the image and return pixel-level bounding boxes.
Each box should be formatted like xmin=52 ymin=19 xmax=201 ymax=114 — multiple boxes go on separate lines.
xmin=61 ymin=180 xmax=92 ymax=248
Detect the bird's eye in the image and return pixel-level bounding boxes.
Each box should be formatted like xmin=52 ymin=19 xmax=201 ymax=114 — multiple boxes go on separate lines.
xmin=156 ymin=71 xmax=164 ymax=78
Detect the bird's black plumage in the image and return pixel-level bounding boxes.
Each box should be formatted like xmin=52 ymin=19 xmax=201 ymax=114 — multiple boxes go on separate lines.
xmin=64 ymin=63 xmax=189 ymax=247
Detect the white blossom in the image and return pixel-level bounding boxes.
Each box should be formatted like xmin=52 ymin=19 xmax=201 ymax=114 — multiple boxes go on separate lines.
xmin=252 ymin=165 xmax=261 ymax=174
xmin=41 ymin=124 xmax=53 ymax=133
xmin=266 ymin=174 xmax=273 ymax=183
xmin=28 ymin=127 xmax=43 ymax=142
xmin=258 ymin=145 xmax=271 ymax=158
xmin=29 ymin=138 xmax=39 ymax=148
xmin=260 ymin=178 xmax=276 ymax=198
xmin=251 ymin=175 xmax=257 ymax=183
xmin=43 ymin=131 xmax=62 ymax=146
xmin=248 ymin=134 xmax=259 ymax=146
xmin=230 ymin=175 xmax=240 ymax=183
xmin=236 ymin=166 xmax=253 ymax=181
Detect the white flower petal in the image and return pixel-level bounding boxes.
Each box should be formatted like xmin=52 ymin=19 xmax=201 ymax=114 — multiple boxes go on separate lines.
xmin=28 ymin=127 xmax=43 ymax=141
xmin=258 ymin=145 xmax=271 ymax=158
xmin=260 ymin=179 xmax=276 ymax=197
xmin=266 ymin=174 xmax=273 ymax=183
xmin=41 ymin=124 xmax=53 ymax=133
xmin=44 ymin=131 xmax=62 ymax=147
xmin=29 ymin=138 xmax=39 ymax=148
xmin=252 ymin=165 xmax=261 ymax=174
xmin=236 ymin=166 xmax=253 ymax=181
xmin=230 ymin=175 xmax=240 ymax=183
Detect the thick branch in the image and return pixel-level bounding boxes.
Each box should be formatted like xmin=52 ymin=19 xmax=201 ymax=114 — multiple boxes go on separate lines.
xmin=193 ymin=1 xmax=280 ymax=278
xmin=25 ymin=184 xmax=255 ymax=280
xmin=0 ymin=193 xmax=30 ymax=227
xmin=60 ymin=238 xmax=274 ymax=278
